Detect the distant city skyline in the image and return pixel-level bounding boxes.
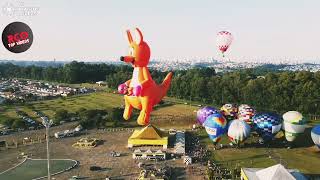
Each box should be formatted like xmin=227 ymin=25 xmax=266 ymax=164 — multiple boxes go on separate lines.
xmin=0 ymin=0 xmax=320 ymax=63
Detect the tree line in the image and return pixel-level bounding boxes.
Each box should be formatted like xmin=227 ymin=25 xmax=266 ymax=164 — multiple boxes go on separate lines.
xmin=1 ymin=61 xmax=319 ymax=115
xmin=107 ymin=67 xmax=320 ymax=115
xmin=0 ymin=61 xmax=116 ymax=83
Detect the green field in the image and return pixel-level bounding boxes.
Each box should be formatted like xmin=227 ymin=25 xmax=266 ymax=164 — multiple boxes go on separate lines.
xmin=0 ymin=159 xmax=77 ymax=180
xmin=0 ymin=92 xmax=123 ymax=123
xmin=0 ymin=92 xmax=198 ymax=128
xmin=197 ymin=125 xmax=320 ymax=175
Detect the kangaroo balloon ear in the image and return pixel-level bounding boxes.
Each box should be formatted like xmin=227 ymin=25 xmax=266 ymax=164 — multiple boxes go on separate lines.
xmin=126 ymin=30 xmax=133 ymax=44
xmin=135 ymin=28 xmax=143 ymax=44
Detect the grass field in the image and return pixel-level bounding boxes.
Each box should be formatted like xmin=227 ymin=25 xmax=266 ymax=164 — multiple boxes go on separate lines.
xmin=0 ymin=92 xmax=198 ymax=128
xmin=0 ymin=159 xmax=77 ymax=180
xmin=0 ymin=92 xmax=123 ymax=123
xmin=197 ymin=125 xmax=320 ymax=175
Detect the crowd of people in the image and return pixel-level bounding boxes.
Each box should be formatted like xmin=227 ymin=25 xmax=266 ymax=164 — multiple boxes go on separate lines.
xmin=206 ymin=160 xmax=240 ymax=180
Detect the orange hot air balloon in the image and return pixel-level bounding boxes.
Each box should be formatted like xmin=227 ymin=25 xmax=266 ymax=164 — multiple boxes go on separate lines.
xmin=118 ymin=28 xmax=173 ymax=126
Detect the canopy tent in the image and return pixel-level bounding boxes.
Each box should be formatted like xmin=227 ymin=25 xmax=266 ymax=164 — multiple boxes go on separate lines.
xmin=241 ymin=164 xmax=307 ymax=180
xmin=128 ymin=124 xmax=168 ymax=149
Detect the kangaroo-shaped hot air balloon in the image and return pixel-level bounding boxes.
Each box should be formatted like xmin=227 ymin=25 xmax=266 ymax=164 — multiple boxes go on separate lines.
xmin=118 ymin=28 xmax=173 ymax=125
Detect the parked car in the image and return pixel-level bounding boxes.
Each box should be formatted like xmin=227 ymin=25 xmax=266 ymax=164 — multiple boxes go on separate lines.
xmin=109 ymin=151 xmax=121 ymax=157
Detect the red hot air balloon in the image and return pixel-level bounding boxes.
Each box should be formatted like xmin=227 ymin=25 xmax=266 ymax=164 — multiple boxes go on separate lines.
xmin=216 ymin=31 xmax=233 ymax=57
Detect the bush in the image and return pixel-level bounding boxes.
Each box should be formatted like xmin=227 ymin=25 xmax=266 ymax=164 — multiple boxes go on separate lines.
xmin=78 ymin=108 xmax=124 ymax=129
xmin=11 ymin=119 xmax=26 ymax=129
xmin=1 ymin=118 xmax=14 ymax=127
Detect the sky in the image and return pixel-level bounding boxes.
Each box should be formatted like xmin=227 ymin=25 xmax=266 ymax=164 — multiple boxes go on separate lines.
xmin=0 ymin=0 xmax=319 ymax=63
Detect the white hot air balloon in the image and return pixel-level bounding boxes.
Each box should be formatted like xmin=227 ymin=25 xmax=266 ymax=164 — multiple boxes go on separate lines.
xmin=216 ymin=31 xmax=233 ymax=57
xmin=227 ymin=120 xmax=251 ymax=146
xmin=282 ymin=111 xmax=307 ymax=142
xmin=311 ymin=125 xmax=320 ymax=149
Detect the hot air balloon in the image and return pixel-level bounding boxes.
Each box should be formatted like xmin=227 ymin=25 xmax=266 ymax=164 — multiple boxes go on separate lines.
xmin=253 ymin=113 xmax=283 ymax=143
xmin=197 ymin=106 xmax=219 ymax=126
xmin=282 ymin=111 xmax=307 ymax=143
xmin=238 ymin=104 xmax=255 ymax=127
xmin=311 ymin=125 xmax=320 ymax=149
xmin=216 ymin=31 xmax=233 ymax=57
xmin=118 ymin=28 xmax=173 ymax=125
xmin=228 ymin=120 xmax=251 ymax=146
xmin=203 ymin=113 xmax=227 ymax=145
xmin=221 ymin=104 xmax=237 ymax=121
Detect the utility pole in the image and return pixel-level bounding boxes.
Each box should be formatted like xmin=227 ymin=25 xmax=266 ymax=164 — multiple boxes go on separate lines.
xmin=41 ymin=116 xmax=53 ymax=180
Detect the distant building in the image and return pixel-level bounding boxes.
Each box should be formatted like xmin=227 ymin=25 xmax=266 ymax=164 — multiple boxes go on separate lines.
xmin=128 ymin=124 xmax=168 ymax=149
xmin=132 ymin=149 xmax=166 ymax=160
xmin=241 ymin=164 xmax=307 ymax=180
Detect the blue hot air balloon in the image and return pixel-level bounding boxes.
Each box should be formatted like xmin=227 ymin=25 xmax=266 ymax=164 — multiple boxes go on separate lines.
xmin=253 ymin=113 xmax=282 ymax=142
xmin=203 ymin=112 xmax=227 ymax=145
xmin=311 ymin=125 xmax=320 ymax=149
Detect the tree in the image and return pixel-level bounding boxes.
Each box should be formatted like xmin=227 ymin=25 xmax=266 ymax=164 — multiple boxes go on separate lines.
xmin=54 ymin=109 xmax=70 ymax=124
xmin=1 ymin=118 xmax=14 ymax=127
xmin=12 ymin=119 xmax=26 ymax=129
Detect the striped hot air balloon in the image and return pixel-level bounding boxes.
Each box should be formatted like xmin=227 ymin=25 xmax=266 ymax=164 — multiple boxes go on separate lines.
xmin=311 ymin=125 xmax=320 ymax=149
xmin=216 ymin=31 xmax=233 ymax=57
xmin=227 ymin=120 xmax=251 ymax=145
xmin=238 ymin=104 xmax=255 ymax=127
xmin=203 ymin=112 xmax=227 ymax=145
xmin=220 ymin=103 xmax=238 ymax=121
xmin=253 ymin=113 xmax=283 ymax=142
xmin=282 ymin=111 xmax=307 ymax=142
xmin=196 ymin=106 xmax=219 ymax=126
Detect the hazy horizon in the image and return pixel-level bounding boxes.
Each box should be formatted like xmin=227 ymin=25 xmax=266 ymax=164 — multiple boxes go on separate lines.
xmin=0 ymin=0 xmax=320 ymax=63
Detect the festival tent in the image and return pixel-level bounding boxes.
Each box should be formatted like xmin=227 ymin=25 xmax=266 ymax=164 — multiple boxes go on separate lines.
xmin=128 ymin=124 xmax=168 ymax=149
xmin=241 ymin=164 xmax=307 ymax=180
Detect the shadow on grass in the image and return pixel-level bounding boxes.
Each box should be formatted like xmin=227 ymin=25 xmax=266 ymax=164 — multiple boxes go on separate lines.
xmin=304 ymin=174 xmax=320 ymax=180
xmin=98 ymin=139 xmax=106 ymax=145
xmin=292 ymin=127 xmax=315 ymax=148
xmin=100 ymin=167 xmax=112 ymax=171
xmin=223 ymin=128 xmax=315 ymax=149
xmin=153 ymin=102 xmax=175 ymax=110
xmin=171 ymin=167 xmax=186 ymax=180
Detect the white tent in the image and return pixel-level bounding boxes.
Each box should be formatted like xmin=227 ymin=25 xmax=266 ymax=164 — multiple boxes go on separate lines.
xmin=145 ymin=149 xmax=152 ymax=153
xmin=134 ymin=149 xmax=141 ymax=153
xmin=256 ymin=164 xmax=295 ymax=180
xmin=242 ymin=164 xmax=307 ymax=180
